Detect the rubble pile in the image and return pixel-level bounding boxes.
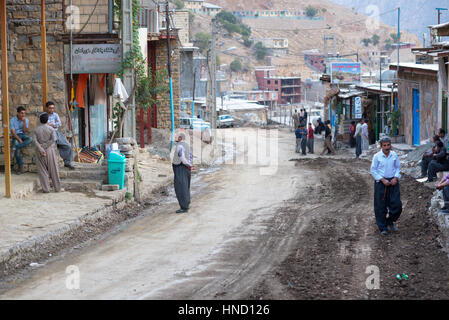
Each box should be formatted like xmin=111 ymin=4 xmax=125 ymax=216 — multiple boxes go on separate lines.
xmin=114 ymin=137 xmax=138 ymax=195
xmin=428 ymin=191 xmax=449 ymax=256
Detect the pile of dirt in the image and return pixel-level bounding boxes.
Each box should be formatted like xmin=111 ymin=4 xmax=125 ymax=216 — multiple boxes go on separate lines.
xmin=244 ymin=158 xmax=449 ymax=300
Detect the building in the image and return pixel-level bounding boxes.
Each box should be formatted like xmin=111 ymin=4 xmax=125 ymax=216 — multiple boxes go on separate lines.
xmin=183 ymin=0 xmax=204 ymax=13
xmin=183 ymin=0 xmax=221 ymax=15
xmin=255 ymin=67 xmax=301 ymax=105
xmin=411 ymin=22 xmax=449 ymax=134
xmin=253 ymin=38 xmax=289 ymax=56
xmin=202 ymin=3 xmax=222 ymax=16
xmin=390 ymin=63 xmax=439 ymax=146
xmin=303 ymin=50 xmax=325 ymax=73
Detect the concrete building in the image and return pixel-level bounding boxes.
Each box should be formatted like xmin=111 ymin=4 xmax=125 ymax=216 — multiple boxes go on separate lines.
xmin=255 ymin=67 xmax=301 ymax=105
xmin=202 ymin=3 xmax=222 ymax=16
xmin=390 ymin=63 xmax=439 ymax=146
xmin=303 ymin=50 xmax=325 ymax=73
xmin=253 ymin=38 xmax=289 ymax=56
xmin=183 ymin=0 xmax=204 ymax=13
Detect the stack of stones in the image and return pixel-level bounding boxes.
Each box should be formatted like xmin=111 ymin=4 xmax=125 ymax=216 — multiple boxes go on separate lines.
xmin=114 ymin=137 xmax=138 ymax=195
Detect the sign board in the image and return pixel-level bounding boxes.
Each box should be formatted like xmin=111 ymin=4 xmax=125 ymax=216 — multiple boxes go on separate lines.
xmin=331 ymin=62 xmax=361 ymax=84
xmin=64 ymin=44 xmax=121 ymax=74
xmin=354 ymin=96 xmax=362 ymax=119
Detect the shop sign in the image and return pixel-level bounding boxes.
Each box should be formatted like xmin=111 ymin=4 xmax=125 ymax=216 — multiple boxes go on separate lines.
xmin=64 ymin=44 xmax=121 ymax=74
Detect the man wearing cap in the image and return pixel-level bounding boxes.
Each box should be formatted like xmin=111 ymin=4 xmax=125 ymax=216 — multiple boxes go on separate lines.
xmin=34 ymin=113 xmax=62 ymax=193
xmin=172 ymin=132 xmax=194 ymax=213
xmin=370 ymin=137 xmax=402 ymax=236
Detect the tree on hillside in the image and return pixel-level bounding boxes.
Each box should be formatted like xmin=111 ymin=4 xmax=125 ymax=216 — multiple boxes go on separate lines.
xmin=243 ymin=36 xmax=253 ymax=48
xmin=362 ymin=38 xmax=372 ymax=47
xmin=371 ymin=34 xmax=380 ymax=46
xmin=216 ymin=11 xmax=237 ymax=24
xmin=195 ymin=32 xmax=211 ymax=55
xmin=254 ymin=42 xmax=267 ymax=60
xmin=230 ymin=59 xmax=242 ymax=72
xmin=305 ymin=5 xmax=318 ymax=17
xmin=174 ymin=0 xmax=184 ymax=9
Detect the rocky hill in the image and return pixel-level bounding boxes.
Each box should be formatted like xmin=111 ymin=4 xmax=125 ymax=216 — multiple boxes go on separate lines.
xmin=190 ymin=0 xmax=421 ymax=91
xmin=330 ymin=0 xmax=449 ymax=41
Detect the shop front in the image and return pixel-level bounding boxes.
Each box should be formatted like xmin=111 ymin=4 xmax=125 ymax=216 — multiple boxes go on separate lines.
xmin=63 ymin=43 xmax=121 ymax=159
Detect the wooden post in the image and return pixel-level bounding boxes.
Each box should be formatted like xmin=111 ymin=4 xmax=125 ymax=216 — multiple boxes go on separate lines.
xmin=41 ymin=0 xmax=48 ymax=110
xmin=1 ymin=0 xmax=11 ymax=198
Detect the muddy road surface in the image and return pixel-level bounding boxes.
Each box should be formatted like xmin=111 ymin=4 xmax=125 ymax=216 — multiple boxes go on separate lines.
xmin=1 ymin=128 xmax=448 ymax=299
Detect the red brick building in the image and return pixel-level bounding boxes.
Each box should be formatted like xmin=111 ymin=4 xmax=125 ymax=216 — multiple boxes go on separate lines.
xmin=255 ymin=67 xmax=301 ymax=105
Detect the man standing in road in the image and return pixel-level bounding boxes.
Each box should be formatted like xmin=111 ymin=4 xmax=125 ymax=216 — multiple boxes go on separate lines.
xmin=46 ymin=101 xmax=75 ymax=170
xmin=370 ymin=137 xmax=402 ymax=236
xmin=10 ymin=106 xmax=33 ymax=174
xmin=172 ymin=132 xmax=194 ymax=213
xmin=320 ymin=120 xmax=336 ymax=155
xmin=354 ymin=119 xmax=363 ymax=159
xmin=292 ymin=110 xmax=299 ymax=132
xmin=34 ymin=113 xmax=62 ymax=193
xmin=361 ymin=118 xmax=369 ymax=152
xmin=307 ymin=123 xmax=314 ymax=154
xmin=299 ymin=123 xmax=308 ymax=156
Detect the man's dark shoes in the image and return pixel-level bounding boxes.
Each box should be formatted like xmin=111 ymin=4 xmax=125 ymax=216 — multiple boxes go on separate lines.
xmin=64 ymin=164 xmax=75 ymax=170
xmin=388 ymin=224 xmax=399 ymax=232
xmin=176 ymin=208 xmax=189 ymax=214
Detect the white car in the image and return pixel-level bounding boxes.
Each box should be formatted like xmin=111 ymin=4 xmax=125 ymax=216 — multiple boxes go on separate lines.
xmin=217 ymin=114 xmax=235 ymax=128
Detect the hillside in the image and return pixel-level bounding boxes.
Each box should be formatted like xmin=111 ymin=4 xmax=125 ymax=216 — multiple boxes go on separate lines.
xmin=190 ymin=0 xmax=421 ymax=91
xmin=330 ymin=0 xmax=449 ymax=41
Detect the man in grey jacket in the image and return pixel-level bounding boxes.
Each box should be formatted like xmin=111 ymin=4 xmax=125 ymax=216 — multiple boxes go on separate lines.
xmin=172 ymin=132 xmax=194 ymax=213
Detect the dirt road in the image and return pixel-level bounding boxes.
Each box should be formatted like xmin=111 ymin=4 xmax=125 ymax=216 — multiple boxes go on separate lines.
xmin=1 ymin=128 xmax=448 ymax=299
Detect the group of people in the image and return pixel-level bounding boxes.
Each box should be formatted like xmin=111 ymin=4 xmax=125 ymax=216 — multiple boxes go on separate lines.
xmin=9 ymin=102 xmax=75 ymax=193
xmin=420 ymin=129 xmax=449 ymax=183
xmin=350 ymin=118 xmax=370 ymax=158
xmin=292 ymin=109 xmax=308 ymax=130
xmin=295 ymin=123 xmax=314 ymax=155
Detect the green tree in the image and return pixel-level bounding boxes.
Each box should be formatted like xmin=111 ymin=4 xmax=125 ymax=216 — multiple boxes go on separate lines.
xmin=322 ymin=8 xmax=327 ymax=13
xmin=243 ymin=36 xmax=253 ymax=47
xmin=390 ymin=33 xmax=401 ymax=43
xmin=230 ymin=59 xmax=242 ymax=72
xmin=254 ymin=42 xmax=267 ymax=60
xmin=173 ymin=0 xmax=184 ymax=9
xmin=189 ymin=11 xmax=195 ymax=24
xmin=362 ymin=38 xmax=372 ymax=47
xmin=216 ymin=10 xmax=237 ymax=24
xmin=384 ymin=38 xmax=392 ymax=50
xmin=371 ymin=34 xmax=380 ymax=46
xmin=294 ymin=28 xmax=299 ymax=35
xmin=305 ymin=5 xmax=318 ymax=17
xmin=195 ymin=32 xmax=211 ymax=55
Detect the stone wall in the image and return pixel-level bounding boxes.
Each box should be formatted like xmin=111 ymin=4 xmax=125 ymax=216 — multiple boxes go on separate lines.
xmin=154 ymin=38 xmax=180 ymax=130
xmin=1 ymin=0 xmax=66 ymax=172
xmin=63 ymin=0 xmax=109 ymax=33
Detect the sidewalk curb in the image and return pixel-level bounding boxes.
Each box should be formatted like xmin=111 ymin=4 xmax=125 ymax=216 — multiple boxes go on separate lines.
xmin=0 ymin=177 xmax=174 ymax=281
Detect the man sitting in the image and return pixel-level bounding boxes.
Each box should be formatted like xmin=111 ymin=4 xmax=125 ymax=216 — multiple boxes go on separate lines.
xmin=436 ymin=175 xmax=449 ymax=215
xmin=10 ymin=106 xmax=33 ymax=174
xmin=420 ymin=135 xmax=442 ymax=179
xmin=426 ymin=141 xmax=449 ymax=183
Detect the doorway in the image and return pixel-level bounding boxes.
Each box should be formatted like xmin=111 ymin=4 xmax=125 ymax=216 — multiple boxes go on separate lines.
xmin=412 ymin=88 xmax=420 ymax=146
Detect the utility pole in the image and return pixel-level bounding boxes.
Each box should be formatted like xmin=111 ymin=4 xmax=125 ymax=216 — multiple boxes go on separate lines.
xmin=1 ymin=0 xmax=11 ymax=198
xmin=41 ymin=0 xmax=48 ymax=111
xmin=210 ymin=18 xmax=217 ymax=130
xmin=166 ymin=1 xmax=175 ymax=150
xmin=437 ymin=8 xmax=448 ymax=25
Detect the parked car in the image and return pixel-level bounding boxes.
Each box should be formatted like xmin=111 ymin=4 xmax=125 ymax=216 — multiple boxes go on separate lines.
xmin=217 ymin=114 xmax=235 ymax=128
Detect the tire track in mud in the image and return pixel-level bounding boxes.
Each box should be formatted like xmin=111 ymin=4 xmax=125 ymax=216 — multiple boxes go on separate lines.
xmin=245 ymin=158 xmax=449 ymax=300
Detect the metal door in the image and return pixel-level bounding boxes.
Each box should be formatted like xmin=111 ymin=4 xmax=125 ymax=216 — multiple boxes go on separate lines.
xmin=413 ymin=89 xmax=420 ymax=146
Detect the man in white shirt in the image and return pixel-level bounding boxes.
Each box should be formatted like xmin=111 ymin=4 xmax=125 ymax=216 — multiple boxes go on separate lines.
xmin=46 ymin=101 xmax=75 ymax=170
xmin=354 ymin=119 xmax=363 ymax=158
xmin=361 ymin=119 xmax=369 ymax=152
xmin=172 ymin=132 xmax=194 ymax=213
xmin=370 ymin=137 xmax=402 ymax=236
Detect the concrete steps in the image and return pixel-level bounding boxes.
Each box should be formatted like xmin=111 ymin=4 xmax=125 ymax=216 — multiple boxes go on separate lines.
xmin=61 ymin=179 xmax=103 ymax=192
xmin=59 ymin=163 xmax=107 ymax=191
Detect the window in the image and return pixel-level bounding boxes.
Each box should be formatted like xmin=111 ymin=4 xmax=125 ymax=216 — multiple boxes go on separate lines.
xmin=267 ymin=80 xmax=271 ymax=85
xmin=275 ymin=80 xmax=278 ymax=85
